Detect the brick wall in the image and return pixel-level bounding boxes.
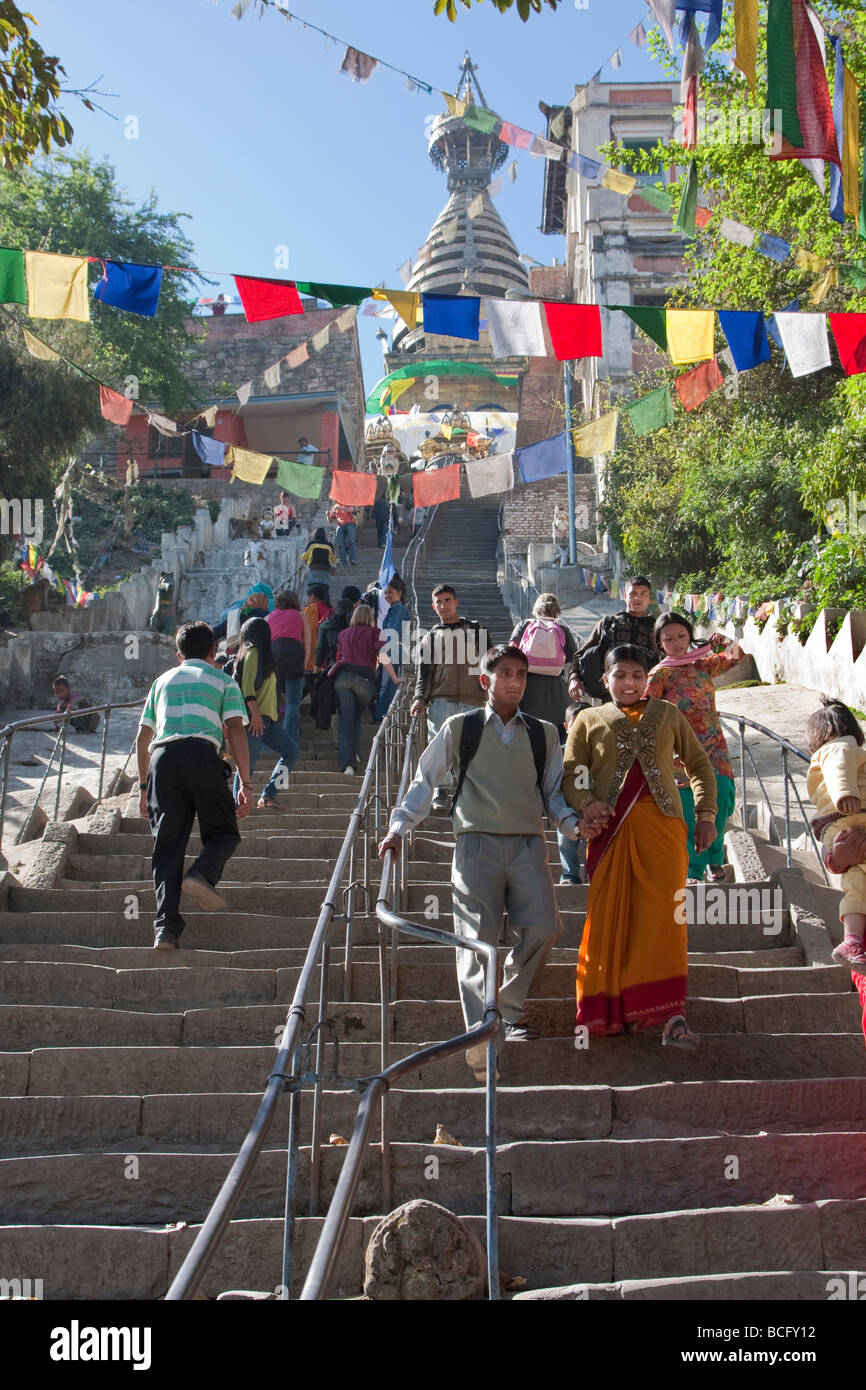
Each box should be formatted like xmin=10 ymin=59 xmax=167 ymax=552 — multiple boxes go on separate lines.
xmin=503 ymin=473 xmax=598 ymax=546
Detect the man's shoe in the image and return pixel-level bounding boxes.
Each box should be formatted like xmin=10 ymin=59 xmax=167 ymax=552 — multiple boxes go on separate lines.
xmin=153 ymin=932 xmax=178 ymax=951
xmin=181 ymin=871 xmax=228 ymax=912
xmin=503 ymin=1021 xmax=539 ymax=1041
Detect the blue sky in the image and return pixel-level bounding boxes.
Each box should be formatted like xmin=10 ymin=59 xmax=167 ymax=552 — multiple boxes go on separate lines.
xmin=33 ymin=0 xmax=666 ymax=394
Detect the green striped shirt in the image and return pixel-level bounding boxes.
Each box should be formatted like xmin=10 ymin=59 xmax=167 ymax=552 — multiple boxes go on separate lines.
xmin=139 ymin=659 xmax=248 ymax=748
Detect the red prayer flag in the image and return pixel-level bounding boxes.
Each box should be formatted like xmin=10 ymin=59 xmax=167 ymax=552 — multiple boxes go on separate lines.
xmin=499 ymin=121 xmax=533 ymax=149
xmin=695 ymin=206 xmax=712 ymax=228
xmin=830 ymin=313 xmax=866 ymax=375
xmin=413 ymin=463 xmax=461 ymax=508
xmin=233 ymin=275 xmax=304 ymax=323
xmin=543 ymin=303 xmax=602 ymax=360
xmin=675 ymin=357 xmax=724 ymax=411
xmin=769 ymin=0 xmax=840 ymax=169
xmin=329 ymin=470 xmax=377 ymax=506
xmin=99 ymin=385 xmax=134 ymax=426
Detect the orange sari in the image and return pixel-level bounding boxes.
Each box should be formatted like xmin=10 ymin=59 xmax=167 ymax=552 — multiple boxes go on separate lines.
xmin=576 ymin=704 xmax=689 ymax=1035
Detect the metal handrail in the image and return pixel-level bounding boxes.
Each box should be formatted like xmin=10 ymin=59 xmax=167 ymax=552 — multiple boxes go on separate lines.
xmin=0 ymin=700 xmax=143 ymax=846
xmin=717 ymin=710 xmax=829 ymax=884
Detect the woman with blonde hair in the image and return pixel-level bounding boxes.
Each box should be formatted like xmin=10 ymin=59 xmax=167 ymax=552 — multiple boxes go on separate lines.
xmin=509 ymin=592 xmax=577 ymax=731
xmin=333 ymin=602 xmax=402 ymax=774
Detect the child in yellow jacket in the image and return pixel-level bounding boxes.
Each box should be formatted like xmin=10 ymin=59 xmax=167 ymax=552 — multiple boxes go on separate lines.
xmin=806 ymin=695 xmax=866 ymax=966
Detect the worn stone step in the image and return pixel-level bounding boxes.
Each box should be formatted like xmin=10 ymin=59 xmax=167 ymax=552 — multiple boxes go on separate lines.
xmin=10 ymin=1032 xmax=866 ymax=1098
xmin=0 ymin=956 xmax=847 ymax=1008
xmin=7 ymin=885 xmax=349 ymax=916
xmin=119 ymin=813 xmax=364 ymax=834
xmin=7 ymin=1077 xmax=866 ymax=1156
xmin=0 ymin=910 xmax=374 ymax=951
xmin=76 ymin=832 xmax=390 ymax=861
xmin=63 ymin=854 xmax=341 ymax=884
xmin=3 ymin=1131 xmax=866 ymax=1225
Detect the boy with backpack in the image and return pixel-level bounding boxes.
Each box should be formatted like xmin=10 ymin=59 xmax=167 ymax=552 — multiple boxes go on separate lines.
xmin=411 ymin=583 xmax=489 ymax=811
xmin=379 ymin=644 xmax=581 ymax=1079
xmin=573 ymin=576 xmax=657 ymax=702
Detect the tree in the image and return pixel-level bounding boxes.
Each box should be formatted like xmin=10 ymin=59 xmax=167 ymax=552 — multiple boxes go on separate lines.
xmin=0 ymin=151 xmax=203 ymax=551
xmin=598 ymin=2 xmax=866 ymax=605
xmin=0 ymin=1 xmax=73 ymax=167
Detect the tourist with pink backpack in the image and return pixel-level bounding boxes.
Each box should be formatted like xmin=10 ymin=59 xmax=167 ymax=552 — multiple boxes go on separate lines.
xmin=509 ymin=593 xmax=577 ymax=735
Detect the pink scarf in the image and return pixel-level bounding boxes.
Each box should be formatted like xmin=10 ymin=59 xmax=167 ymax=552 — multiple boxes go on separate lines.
xmin=654 ymin=641 xmax=714 ymax=669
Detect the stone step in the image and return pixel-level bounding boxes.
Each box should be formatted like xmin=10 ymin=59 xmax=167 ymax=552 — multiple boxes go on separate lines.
xmin=7 ymin=886 xmax=358 ymax=917
xmin=3 ymin=1130 xmax=866 ymax=1225
xmin=8 ymin=1033 xmax=866 ymax=1098
xmin=0 ymin=957 xmax=846 ymax=1008
xmin=63 ymin=854 xmax=341 ymax=884
xmin=0 ymin=910 xmax=374 ymax=951
xmin=76 ymin=831 xmax=409 ymax=861
xmin=118 ymin=812 xmax=373 ymax=834
xmin=6 ymin=1076 xmax=866 ymax=1156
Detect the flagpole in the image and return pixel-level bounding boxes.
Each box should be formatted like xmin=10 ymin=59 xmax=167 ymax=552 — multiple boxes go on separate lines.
xmin=563 ymin=361 xmax=577 ymax=566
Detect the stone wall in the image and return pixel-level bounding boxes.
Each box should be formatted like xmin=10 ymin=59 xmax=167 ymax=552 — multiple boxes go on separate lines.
xmin=502 ymin=473 xmax=598 ymax=547
xmin=710 ymin=606 xmax=866 ymax=711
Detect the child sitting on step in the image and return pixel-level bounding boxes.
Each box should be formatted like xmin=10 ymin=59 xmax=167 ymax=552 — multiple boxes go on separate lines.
xmin=806 ymin=696 xmax=866 ymax=967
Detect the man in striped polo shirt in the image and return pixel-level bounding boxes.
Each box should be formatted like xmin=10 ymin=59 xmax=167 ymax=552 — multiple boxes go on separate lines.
xmin=135 ymin=621 xmax=252 ymax=950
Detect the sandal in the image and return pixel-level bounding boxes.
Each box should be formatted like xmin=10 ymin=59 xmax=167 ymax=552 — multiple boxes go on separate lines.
xmin=662 ymin=1014 xmax=700 ymax=1050
xmin=257 ymin=797 xmax=278 ymax=809
xmin=705 ymin=863 xmax=727 ymax=882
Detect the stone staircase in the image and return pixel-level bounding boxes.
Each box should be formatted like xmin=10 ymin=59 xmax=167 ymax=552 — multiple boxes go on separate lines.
xmin=1 ymin=520 xmax=865 ymax=1301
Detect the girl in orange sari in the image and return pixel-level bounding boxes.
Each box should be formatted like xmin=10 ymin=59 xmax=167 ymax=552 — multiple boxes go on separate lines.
xmin=563 ymin=645 xmax=717 ymax=1047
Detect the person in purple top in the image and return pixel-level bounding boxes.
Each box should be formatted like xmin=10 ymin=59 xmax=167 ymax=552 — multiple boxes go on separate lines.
xmin=333 ymin=604 xmax=402 ymax=774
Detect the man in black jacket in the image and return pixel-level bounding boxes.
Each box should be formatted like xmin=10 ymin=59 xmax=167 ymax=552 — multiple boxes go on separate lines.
xmin=573 ymin=576 xmax=657 ymax=702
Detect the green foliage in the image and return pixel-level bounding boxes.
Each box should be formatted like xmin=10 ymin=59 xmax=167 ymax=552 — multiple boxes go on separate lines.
xmin=603 ymin=3 xmax=866 ymax=611
xmin=0 ymin=1 xmax=72 ymax=168
xmin=62 ymin=476 xmax=194 ymax=578
xmin=433 ymin=0 xmax=560 ymax=17
xmin=0 ymin=333 xmax=100 ymax=509
xmin=0 ymin=557 xmax=24 ymax=622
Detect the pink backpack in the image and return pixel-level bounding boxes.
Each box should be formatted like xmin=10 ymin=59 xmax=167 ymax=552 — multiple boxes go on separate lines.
xmin=518 ymin=619 xmax=567 ymax=675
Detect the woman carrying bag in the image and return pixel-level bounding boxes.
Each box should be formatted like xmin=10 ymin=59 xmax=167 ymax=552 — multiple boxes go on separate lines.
xmin=509 ymin=593 xmax=577 ymax=734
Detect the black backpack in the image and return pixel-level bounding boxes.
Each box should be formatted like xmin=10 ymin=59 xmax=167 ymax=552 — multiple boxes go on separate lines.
xmin=449 ymin=708 xmax=547 ymax=816
xmin=576 ymin=616 xmax=615 ymax=700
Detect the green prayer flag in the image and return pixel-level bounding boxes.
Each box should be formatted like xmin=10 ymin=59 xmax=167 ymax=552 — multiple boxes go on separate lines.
xmin=625 ymin=387 xmax=675 ymax=436
xmin=612 ymin=305 xmax=669 ymax=352
xmin=635 ymin=182 xmax=674 ymax=213
xmin=464 ymin=105 xmax=501 ymax=135
xmin=275 ymin=457 xmax=324 ymax=499
xmin=0 ymin=247 xmax=27 ymax=305
xmin=296 ymin=282 xmax=371 ymax=307
xmin=766 ymin=0 xmax=803 ymax=148
xmin=385 ymin=474 xmax=400 ymax=504
xmin=841 ymin=259 xmax=866 ymax=289
xmin=860 ymin=126 xmax=866 ymax=241
xmin=674 ymin=161 xmax=698 ymax=239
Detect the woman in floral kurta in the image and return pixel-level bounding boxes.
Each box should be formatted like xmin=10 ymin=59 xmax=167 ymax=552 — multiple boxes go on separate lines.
xmin=645 ymin=613 xmax=743 ymax=881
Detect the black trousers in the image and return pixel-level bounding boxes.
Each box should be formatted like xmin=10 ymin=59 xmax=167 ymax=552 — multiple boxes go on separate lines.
xmin=146 ymin=738 xmax=240 ymax=940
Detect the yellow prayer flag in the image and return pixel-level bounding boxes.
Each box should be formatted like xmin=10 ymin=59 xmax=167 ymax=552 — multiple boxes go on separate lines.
xmin=383 ymin=291 xmax=420 ymax=330
xmin=572 ymin=410 xmax=618 ymax=457
xmin=441 ymin=216 xmax=459 ymax=244
xmin=23 ymin=328 xmax=60 ymax=361
xmin=25 ymin=251 xmax=90 ymax=322
xmin=794 ymin=248 xmax=826 ymax=272
xmin=310 ymin=326 xmax=330 ymax=352
xmin=601 ymin=168 xmax=636 ymax=195
xmin=229 ymin=446 xmax=272 ymax=485
xmin=442 ymin=91 xmax=466 ymax=118
xmin=388 ymin=378 xmax=414 ymax=407
xmin=335 ymin=306 xmax=356 ymax=331
xmin=467 ymin=193 xmax=484 ymax=219
xmin=843 ymin=64 xmax=859 ymax=219
xmin=808 ymin=265 xmax=839 ymax=305
xmin=733 ymin=0 xmax=758 ymax=92
xmin=666 ymin=309 xmax=715 ymax=364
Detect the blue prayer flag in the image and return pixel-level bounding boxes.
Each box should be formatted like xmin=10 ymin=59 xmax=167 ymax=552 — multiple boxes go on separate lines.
xmin=93 ymin=260 xmax=163 ymax=317
xmin=378 ymin=529 xmax=396 ymax=588
xmin=829 ymin=37 xmax=845 ymax=225
xmin=755 ymin=233 xmax=791 ymax=263
xmin=677 ymin=0 xmax=722 ymax=51
xmin=567 ymin=151 xmax=602 ymax=180
xmin=766 ymin=298 xmax=799 ymax=350
xmin=516 ymin=432 xmax=569 ymax=483
xmin=192 ymin=432 xmax=228 ymax=469
xmin=422 ymin=293 xmax=480 ymax=340
xmin=717 ymin=311 xmax=771 ymax=372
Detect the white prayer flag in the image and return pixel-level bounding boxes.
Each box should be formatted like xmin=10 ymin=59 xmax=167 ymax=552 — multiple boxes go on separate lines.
xmin=484 ymin=299 xmax=547 ymax=358
xmin=263 ymin=361 xmax=281 ymax=389
xmin=630 ymin=22 xmax=647 ymax=47
xmin=507 ymin=160 xmax=518 ymax=183
xmin=719 ymin=217 xmax=755 ymax=247
xmin=441 ymin=216 xmax=459 ymax=243
xmin=336 ymin=307 xmax=357 ymax=331
xmin=23 ymin=329 xmax=59 ymax=361
xmin=397 ymin=258 xmax=413 ymax=285
xmin=487 ymin=175 xmax=503 ymax=197
xmin=467 ymin=193 xmax=484 ymax=219
xmin=646 ymin=0 xmax=676 ymax=47
xmin=772 ymin=312 xmax=831 ymax=378
xmin=147 ymin=411 xmax=177 ymax=435
xmin=610 ymin=48 xmax=623 ymax=70
xmin=200 ymin=405 xmax=218 ymax=428
xmin=465 ymin=451 xmax=514 ymax=499
xmin=718 ymin=347 xmax=739 ymax=399
xmin=530 ymin=135 xmax=564 ymax=161
xmin=311 ymin=326 xmax=330 ymax=352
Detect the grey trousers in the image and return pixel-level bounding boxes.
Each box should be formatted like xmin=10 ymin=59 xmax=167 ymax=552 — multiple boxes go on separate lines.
xmin=451 ymin=832 xmax=562 ymax=1029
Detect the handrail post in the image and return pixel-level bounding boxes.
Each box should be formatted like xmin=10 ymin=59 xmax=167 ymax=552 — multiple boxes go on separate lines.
xmin=738 ymin=718 xmax=747 ymax=830
xmin=53 ymin=720 xmax=69 ymax=821
xmin=0 ymin=730 xmax=12 ymax=846
xmin=96 ymin=705 xmax=111 ymax=805
xmin=280 ymin=1036 xmax=303 ymax=1300
xmin=782 ymin=744 xmax=792 ymax=868
xmin=308 ymin=937 xmax=331 ymax=1217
